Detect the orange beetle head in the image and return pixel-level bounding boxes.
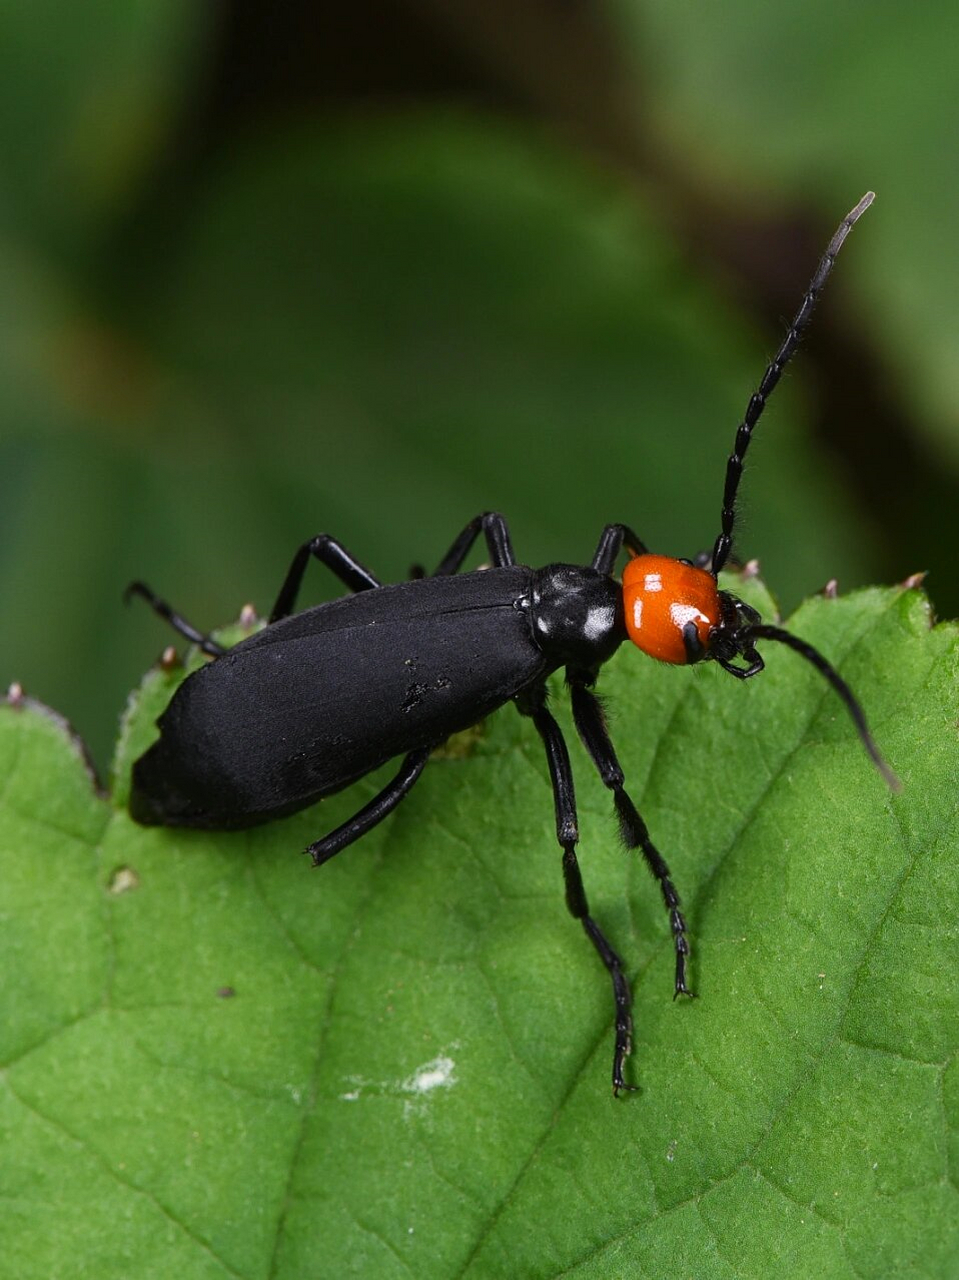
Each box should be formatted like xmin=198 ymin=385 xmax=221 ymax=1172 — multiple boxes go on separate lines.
xmin=622 ymin=554 xmax=720 ymax=665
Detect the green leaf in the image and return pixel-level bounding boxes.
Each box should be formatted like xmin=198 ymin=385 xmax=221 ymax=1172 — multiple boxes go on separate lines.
xmin=2 ymin=580 xmax=957 ymax=1278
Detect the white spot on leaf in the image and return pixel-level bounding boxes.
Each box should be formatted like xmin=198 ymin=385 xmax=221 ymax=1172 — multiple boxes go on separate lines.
xmin=403 ymin=1055 xmax=456 ymax=1095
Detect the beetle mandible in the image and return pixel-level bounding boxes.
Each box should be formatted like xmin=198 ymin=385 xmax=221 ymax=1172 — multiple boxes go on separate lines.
xmin=128 ymin=191 xmax=895 ymax=1094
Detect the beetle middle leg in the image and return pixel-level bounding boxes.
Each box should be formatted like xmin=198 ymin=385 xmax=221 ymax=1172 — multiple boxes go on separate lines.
xmin=568 ymin=676 xmax=693 ymax=1000
xmin=431 ymin=512 xmax=516 ymax=575
xmin=408 ymin=512 xmax=515 ymax=580
xmin=306 ymin=748 xmax=430 ymax=867
xmin=516 ymin=682 xmax=635 ymax=1095
xmin=269 ymin=534 xmax=382 ymax=623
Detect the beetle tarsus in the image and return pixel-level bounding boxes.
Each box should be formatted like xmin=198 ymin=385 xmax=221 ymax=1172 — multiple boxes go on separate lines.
xmin=582 ymin=915 xmax=636 ymax=1096
xmin=124 ymin=580 xmax=225 ymax=657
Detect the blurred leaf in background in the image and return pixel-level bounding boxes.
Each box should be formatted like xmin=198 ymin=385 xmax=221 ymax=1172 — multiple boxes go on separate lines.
xmin=2 ymin=1 xmax=956 ymax=765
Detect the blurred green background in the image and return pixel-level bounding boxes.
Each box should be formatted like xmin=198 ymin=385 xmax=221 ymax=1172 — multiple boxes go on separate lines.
xmin=1 ymin=1 xmax=957 ymax=770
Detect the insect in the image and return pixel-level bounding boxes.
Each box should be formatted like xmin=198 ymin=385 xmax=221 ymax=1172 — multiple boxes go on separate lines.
xmin=128 ymin=191 xmax=895 ymax=1094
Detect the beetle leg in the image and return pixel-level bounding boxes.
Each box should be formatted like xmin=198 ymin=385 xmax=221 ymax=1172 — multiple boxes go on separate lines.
xmin=269 ymin=534 xmax=382 ymax=622
xmin=431 ymin=512 xmax=516 ymax=574
xmin=124 ymin=582 xmax=226 ymax=657
xmin=516 ymin=683 xmax=636 ymax=1096
xmin=568 ymin=677 xmax=694 ymax=1002
xmin=306 ymin=748 xmax=430 ymax=867
xmin=590 ymin=524 xmax=650 ymax=576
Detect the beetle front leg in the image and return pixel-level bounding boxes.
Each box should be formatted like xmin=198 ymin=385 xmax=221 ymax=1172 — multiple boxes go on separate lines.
xmin=590 ymin=524 xmax=649 ymax=576
xmin=516 ymin=683 xmax=636 ymax=1096
xmin=569 ymin=677 xmax=693 ymax=1000
xmin=307 ymin=748 xmax=430 ymax=866
xmin=269 ymin=534 xmax=383 ymax=623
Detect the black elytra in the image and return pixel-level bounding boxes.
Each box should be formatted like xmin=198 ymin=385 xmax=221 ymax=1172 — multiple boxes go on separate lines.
xmin=128 ymin=192 xmax=896 ymax=1095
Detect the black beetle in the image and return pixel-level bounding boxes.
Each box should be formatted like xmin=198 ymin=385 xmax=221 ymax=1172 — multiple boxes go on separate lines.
xmin=128 ymin=192 xmax=894 ymax=1093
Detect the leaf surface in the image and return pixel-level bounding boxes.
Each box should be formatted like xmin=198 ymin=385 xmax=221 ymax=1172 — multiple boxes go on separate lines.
xmin=1 ymin=582 xmax=957 ymax=1277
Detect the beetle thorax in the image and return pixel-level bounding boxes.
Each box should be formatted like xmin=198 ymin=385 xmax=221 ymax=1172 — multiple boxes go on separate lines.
xmin=528 ymin=565 xmax=625 ymax=668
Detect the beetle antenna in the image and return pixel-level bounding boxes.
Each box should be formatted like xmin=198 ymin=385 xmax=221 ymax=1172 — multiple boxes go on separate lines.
xmin=711 ymin=191 xmax=875 ymax=576
xmin=743 ymin=622 xmax=900 ymax=791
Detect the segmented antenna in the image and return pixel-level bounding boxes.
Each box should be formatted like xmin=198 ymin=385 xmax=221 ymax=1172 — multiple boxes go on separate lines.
xmin=711 ymin=191 xmax=875 ymax=576
xmin=744 ymin=622 xmax=901 ymax=791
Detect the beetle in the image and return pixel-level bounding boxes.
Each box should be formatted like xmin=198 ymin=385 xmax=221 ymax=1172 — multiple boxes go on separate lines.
xmin=128 ymin=191 xmax=895 ymax=1094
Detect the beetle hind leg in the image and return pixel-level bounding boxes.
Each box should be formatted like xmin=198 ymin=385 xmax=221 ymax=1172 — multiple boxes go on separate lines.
xmin=306 ymin=748 xmax=430 ymax=867
xmin=276 ymin=514 xmax=516 ymax=607
xmin=124 ymin=581 xmax=225 ymax=657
